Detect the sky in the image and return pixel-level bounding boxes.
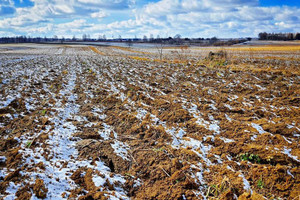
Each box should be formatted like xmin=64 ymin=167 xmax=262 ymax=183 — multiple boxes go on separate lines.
xmin=0 ymin=0 xmax=299 ymax=39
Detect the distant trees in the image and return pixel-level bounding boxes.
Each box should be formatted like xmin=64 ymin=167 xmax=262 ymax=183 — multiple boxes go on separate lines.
xmin=287 ymin=33 xmax=293 ymax=40
xmin=97 ymin=34 xmax=107 ymax=41
xmin=72 ymin=35 xmax=77 ymax=41
xmin=209 ymin=36 xmax=218 ymax=45
xmin=82 ymin=34 xmax=87 ymax=41
xmin=53 ymin=35 xmax=58 ymax=42
xmin=258 ymin=32 xmax=300 ymax=40
xmin=143 ymin=35 xmax=148 ymax=42
xmin=0 ymin=36 xmax=43 ymax=43
xmin=82 ymin=34 xmax=91 ymax=41
xmin=4 ymin=32 xmax=299 ymax=45
xmin=126 ymin=39 xmax=133 ymax=47
xmin=258 ymin=32 xmax=268 ymax=40
xmin=0 ymin=36 xmax=79 ymax=43
xmin=149 ymin=34 xmax=154 ymax=42
xmin=174 ymin=34 xmax=182 ymax=45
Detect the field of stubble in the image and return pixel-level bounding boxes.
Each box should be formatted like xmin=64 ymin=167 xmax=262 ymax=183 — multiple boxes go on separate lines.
xmin=0 ymin=43 xmax=299 ymax=200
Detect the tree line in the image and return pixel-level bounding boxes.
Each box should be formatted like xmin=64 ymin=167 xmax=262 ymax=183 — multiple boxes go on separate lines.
xmin=1 ymin=32 xmax=299 ymax=44
xmin=0 ymin=36 xmax=62 ymax=43
xmin=258 ymin=32 xmax=300 ymax=40
xmin=0 ymin=34 xmax=250 ymax=46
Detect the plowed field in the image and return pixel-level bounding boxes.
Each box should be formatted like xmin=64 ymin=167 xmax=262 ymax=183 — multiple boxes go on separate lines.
xmin=0 ymin=43 xmax=299 ymax=200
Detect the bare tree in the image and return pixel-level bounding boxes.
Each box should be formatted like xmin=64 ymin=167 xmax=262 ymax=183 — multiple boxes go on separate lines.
xmin=143 ymin=35 xmax=148 ymax=42
xmin=174 ymin=34 xmax=182 ymax=45
xmin=287 ymin=33 xmax=294 ymax=40
xmin=149 ymin=34 xmax=154 ymax=42
xmin=53 ymin=35 xmax=58 ymax=42
xmin=126 ymin=39 xmax=133 ymax=47
xmin=156 ymin=42 xmax=164 ymax=61
xmin=82 ymin=34 xmax=87 ymax=41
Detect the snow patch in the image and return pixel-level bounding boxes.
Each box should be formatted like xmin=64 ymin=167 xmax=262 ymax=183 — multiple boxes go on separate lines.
xmin=251 ymin=123 xmax=266 ymax=134
xmin=111 ymin=141 xmax=130 ymax=161
xmin=282 ymin=147 xmax=300 ymax=162
xmin=239 ymin=173 xmax=252 ymax=193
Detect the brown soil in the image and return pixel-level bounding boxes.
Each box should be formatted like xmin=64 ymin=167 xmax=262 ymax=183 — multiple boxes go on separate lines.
xmin=1 ymin=44 xmax=299 ymax=200
xmin=33 ymin=179 xmax=48 ymax=199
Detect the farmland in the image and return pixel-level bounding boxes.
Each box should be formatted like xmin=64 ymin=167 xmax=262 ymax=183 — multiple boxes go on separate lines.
xmin=0 ymin=43 xmax=300 ymax=200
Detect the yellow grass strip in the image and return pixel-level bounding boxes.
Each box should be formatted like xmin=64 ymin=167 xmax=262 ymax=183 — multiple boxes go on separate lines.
xmin=226 ymin=45 xmax=300 ymax=51
xmin=126 ymin=55 xmax=189 ymax=64
xmin=110 ymin=46 xmax=151 ymax=54
xmin=251 ymin=56 xmax=300 ymax=61
xmin=190 ymin=45 xmax=300 ymax=52
xmin=127 ymin=56 xmax=152 ymax=61
xmin=89 ymin=46 xmax=106 ymax=56
xmin=228 ymin=64 xmax=300 ymax=76
xmin=90 ymin=46 xmax=180 ymax=64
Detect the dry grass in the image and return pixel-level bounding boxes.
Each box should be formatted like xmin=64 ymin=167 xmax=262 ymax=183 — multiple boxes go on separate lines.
xmin=89 ymin=46 xmax=106 ymax=55
xmin=225 ymin=45 xmax=300 ymax=51
xmin=109 ymin=46 xmax=150 ymax=55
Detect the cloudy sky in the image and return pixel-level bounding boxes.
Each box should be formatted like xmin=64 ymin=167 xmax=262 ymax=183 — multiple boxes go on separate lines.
xmin=0 ymin=0 xmax=299 ymax=39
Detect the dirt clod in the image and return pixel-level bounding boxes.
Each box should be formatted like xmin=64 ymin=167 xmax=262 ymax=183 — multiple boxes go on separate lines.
xmin=33 ymin=179 xmax=48 ymax=199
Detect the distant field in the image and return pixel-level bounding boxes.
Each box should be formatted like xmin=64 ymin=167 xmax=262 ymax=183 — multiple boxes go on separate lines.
xmin=0 ymin=43 xmax=299 ymax=199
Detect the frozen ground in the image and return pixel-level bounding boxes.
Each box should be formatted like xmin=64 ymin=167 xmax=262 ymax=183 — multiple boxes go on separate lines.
xmin=0 ymin=43 xmax=299 ymax=199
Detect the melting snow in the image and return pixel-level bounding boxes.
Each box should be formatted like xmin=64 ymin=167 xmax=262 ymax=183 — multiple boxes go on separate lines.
xmin=287 ymin=170 xmax=294 ymax=178
xmin=282 ymin=147 xmax=300 ymax=162
xmin=219 ymin=137 xmax=235 ymax=143
xmin=98 ymin=123 xmax=112 ymax=140
xmin=239 ymin=173 xmax=252 ymax=193
xmin=224 ymin=104 xmax=232 ymax=110
xmin=250 ymin=135 xmax=258 ymax=141
xmin=209 ymin=124 xmax=220 ymax=135
xmin=3 ymin=60 xmax=129 ymax=199
xmin=111 ymin=141 xmax=130 ymax=161
xmin=251 ymin=123 xmax=266 ymax=134
xmin=136 ymin=108 xmax=148 ymax=120
xmin=225 ymin=114 xmax=232 ymax=121
xmin=4 ymin=182 xmax=20 ymax=200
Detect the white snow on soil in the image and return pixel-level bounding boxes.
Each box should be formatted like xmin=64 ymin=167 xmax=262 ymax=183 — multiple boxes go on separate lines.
xmin=3 ymin=57 xmax=129 ymax=200
xmin=251 ymin=123 xmax=266 ymax=134
xmin=282 ymin=147 xmax=300 ymax=162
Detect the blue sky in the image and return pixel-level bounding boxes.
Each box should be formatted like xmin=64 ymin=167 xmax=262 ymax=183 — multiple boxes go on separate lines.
xmin=0 ymin=0 xmax=299 ymax=38
xmin=259 ymin=0 xmax=300 ymax=7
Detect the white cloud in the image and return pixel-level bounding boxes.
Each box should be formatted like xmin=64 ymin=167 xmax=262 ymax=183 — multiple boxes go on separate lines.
xmin=18 ymin=24 xmax=54 ymax=34
xmin=90 ymin=10 xmax=107 ymax=19
xmin=128 ymin=0 xmax=300 ymax=37
xmin=76 ymin=0 xmax=135 ymax=9
xmin=0 ymin=0 xmax=299 ymax=38
xmin=56 ymin=19 xmax=89 ymax=29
